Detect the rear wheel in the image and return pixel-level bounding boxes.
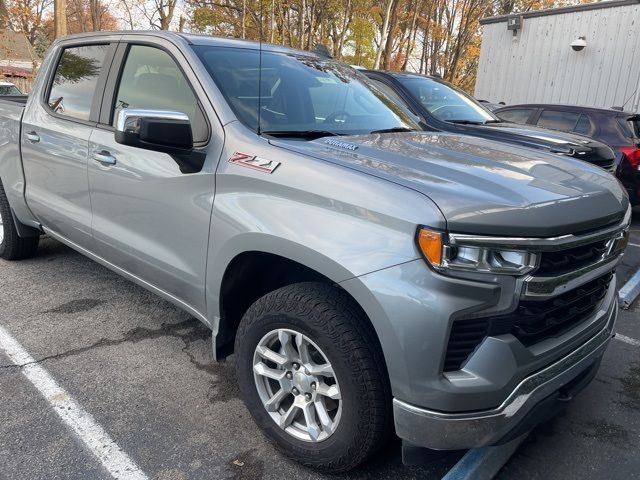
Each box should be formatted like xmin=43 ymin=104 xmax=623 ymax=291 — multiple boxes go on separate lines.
xmin=235 ymin=282 xmax=391 ymax=473
xmin=0 ymin=181 xmax=39 ymax=260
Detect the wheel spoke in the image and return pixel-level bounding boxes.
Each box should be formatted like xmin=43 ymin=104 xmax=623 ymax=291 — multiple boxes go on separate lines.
xmin=264 ymin=388 xmax=289 ymax=412
xmin=279 ymin=403 xmax=299 ymax=428
xmin=254 ymin=362 xmax=286 ymax=381
xmin=306 ymin=363 xmax=335 ymax=378
xmin=316 ymin=382 xmax=341 ymax=400
xmin=314 ymin=400 xmax=335 ymax=435
xmin=256 ymin=345 xmax=288 ymax=367
xmin=302 ymin=403 xmax=321 ymax=441
xmin=254 ymin=328 xmax=342 ymax=443
xmin=278 ymin=330 xmax=298 ymax=362
xmin=295 ymin=333 xmax=312 ymax=364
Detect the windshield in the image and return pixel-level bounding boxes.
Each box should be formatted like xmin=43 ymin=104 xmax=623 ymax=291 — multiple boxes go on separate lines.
xmin=0 ymin=84 xmax=21 ymax=95
xmin=193 ymin=46 xmax=419 ymax=136
xmin=397 ymin=76 xmax=498 ymax=124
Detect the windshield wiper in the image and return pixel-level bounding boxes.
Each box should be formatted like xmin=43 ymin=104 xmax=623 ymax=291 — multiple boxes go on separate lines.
xmin=370 ymin=127 xmax=418 ymax=134
xmin=447 ymin=120 xmax=484 ymax=125
xmin=261 ymin=130 xmax=341 ymax=140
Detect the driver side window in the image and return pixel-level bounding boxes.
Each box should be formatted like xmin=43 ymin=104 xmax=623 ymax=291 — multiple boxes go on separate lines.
xmin=112 ymin=45 xmax=208 ymax=143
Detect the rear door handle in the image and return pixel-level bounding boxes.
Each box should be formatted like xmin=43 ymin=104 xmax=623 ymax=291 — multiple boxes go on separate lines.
xmin=92 ymin=150 xmax=117 ymax=166
xmin=25 ymin=131 xmax=40 ymax=143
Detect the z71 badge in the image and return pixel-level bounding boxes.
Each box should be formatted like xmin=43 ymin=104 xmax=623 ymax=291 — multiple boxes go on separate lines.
xmin=228 ymin=152 xmax=281 ymax=173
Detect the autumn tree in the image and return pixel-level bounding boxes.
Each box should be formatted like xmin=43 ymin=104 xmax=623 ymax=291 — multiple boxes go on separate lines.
xmin=5 ymin=0 xmax=52 ymax=42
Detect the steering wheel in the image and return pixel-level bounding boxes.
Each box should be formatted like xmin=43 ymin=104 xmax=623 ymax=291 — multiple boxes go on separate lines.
xmin=324 ymin=110 xmax=352 ymax=125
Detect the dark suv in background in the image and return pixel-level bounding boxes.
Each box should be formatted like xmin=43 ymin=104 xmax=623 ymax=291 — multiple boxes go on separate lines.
xmin=495 ymin=104 xmax=640 ymax=204
xmin=363 ymin=71 xmax=619 ymax=178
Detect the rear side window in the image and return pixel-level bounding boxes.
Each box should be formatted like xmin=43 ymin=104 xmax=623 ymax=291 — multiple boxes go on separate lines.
xmin=617 ymin=116 xmax=640 ymax=139
xmin=47 ymin=44 xmax=109 ymax=121
xmin=573 ymin=115 xmax=592 ymax=135
xmin=497 ymin=108 xmax=534 ymax=124
xmin=537 ymin=110 xmax=580 ymax=132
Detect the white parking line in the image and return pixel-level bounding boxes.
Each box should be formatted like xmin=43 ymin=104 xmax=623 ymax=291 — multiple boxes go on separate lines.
xmin=0 ymin=324 xmax=148 ymax=480
xmin=615 ymin=333 xmax=640 ymax=347
xmin=628 ymin=242 xmax=640 ymax=248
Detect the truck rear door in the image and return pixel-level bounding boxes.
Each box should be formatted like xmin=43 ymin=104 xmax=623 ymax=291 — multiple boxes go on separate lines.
xmin=21 ymin=42 xmax=117 ymax=249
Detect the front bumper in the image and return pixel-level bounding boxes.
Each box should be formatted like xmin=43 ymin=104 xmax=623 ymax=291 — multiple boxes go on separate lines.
xmin=393 ymin=303 xmax=616 ymax=450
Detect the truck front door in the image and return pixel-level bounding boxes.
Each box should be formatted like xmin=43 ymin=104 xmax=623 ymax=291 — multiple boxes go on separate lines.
xmin=88 ymin=41 xmax=222 ymax=317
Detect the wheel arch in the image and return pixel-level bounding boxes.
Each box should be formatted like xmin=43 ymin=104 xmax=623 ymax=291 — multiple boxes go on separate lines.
xmin=210 ymin=242 xmax=389 ymax=380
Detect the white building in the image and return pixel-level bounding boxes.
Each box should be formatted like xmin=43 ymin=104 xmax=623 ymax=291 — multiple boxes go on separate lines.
xmin=474 ymin=0 xmax=640 ymax=112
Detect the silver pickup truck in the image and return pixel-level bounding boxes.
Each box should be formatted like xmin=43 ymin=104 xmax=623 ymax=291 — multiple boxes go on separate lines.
xmin=0 ymin=32 xmax=631 ymax=472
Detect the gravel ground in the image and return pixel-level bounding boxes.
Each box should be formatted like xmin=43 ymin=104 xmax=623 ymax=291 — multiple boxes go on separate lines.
xmin=0 ymin=213 xmax=639 ymax=480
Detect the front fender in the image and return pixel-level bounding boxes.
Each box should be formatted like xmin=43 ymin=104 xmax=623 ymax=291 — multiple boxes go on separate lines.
xmin=205 ymin=130 xmax=446 ymax=326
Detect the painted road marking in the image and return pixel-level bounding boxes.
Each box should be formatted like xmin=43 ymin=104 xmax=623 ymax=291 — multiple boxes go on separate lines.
xmin=628 ymin=242 xmax=640 ymax=248
xmin=0 ymin=324 xmax=148 ymax=480
xmin=615 ymin=333 xmax=640 ymax=347
xmin=441 ymin=434 xmax=528 ymax=480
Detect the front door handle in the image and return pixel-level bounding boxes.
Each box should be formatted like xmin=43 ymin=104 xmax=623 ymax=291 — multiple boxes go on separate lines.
xmin=25 ymin=131 xmax=40 ymax=143
xmin=92 ymin=150 xmax=117 ymax=166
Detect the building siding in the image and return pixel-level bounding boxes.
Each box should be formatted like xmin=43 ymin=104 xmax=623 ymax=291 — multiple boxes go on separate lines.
xmin=474 ymin=3 xmax=640 ymax=112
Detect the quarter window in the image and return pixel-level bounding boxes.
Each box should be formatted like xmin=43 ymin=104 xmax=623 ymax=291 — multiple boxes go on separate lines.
xmin=112 ymin=45 xmax=207 ymax=143
xmin=497 ymin=108 xmax=534 ymax=125
xmin=47 ymin=44 xmax=109 ymax=121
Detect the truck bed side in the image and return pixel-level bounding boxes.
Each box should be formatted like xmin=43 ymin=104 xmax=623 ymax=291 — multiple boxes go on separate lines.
xmin=0 ymin=98 xmax=40 ymax=232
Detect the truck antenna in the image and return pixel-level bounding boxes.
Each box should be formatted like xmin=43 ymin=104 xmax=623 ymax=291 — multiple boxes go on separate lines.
xmin=257 ymin=0 xmax=264 ymax=136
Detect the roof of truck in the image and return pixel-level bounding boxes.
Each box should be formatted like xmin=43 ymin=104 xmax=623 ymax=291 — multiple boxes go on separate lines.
xmin=55 ymin=31 xmax=323 ymax=58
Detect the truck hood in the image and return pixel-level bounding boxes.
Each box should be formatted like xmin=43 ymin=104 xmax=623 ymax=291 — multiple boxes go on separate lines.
xmin=272 ymin=132 xmax=628 ymax=237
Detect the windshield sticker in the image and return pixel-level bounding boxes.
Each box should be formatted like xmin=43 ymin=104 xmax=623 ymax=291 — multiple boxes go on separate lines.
xmin=324 ymin=139 xmax=359 ymax=151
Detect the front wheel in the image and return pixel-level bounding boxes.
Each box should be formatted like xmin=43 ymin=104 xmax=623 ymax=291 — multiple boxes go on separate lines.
xmin=235 ymin=282 xmax=392 ymax=473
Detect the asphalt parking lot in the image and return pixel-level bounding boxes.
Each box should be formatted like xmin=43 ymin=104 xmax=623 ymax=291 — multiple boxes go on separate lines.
xmin=1 ymin=213 xmax=640 ymax=480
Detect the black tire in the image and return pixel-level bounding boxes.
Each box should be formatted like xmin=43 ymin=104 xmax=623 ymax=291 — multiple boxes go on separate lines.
xmin=235 ymin=282 xmax=392 ymax=473
xmin=0 ymin=181 xmax=39 ymax=260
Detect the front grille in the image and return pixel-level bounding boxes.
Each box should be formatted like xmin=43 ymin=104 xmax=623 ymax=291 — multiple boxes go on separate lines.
xmin=443 ymin=272 xmax=612 ymax=371
xmin=497 ymin=272 xmax=612 ymax=346
xmin=537 ymin=240 xmax=609 ymax=276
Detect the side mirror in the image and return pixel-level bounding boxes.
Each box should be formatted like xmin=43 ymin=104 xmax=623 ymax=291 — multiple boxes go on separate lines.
xmin=115 ymin=108 xmax=193 ymax=154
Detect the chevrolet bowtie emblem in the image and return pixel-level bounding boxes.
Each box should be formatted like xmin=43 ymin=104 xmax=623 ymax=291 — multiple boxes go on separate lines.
xmin=229 ymin=152 xmax=281 ymax=173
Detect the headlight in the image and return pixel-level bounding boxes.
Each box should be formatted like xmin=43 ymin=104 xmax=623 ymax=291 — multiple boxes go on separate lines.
xmin=417 ymin=227 xmax=538 ymax=275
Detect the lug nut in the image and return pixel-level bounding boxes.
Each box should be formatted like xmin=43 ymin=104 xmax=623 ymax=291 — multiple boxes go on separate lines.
xmin=304 ymin=368 xmax=310 ymax=375
xmin=311 ymin=382 xmax=316 ymax=390
xmin=305 ymin=393 xmax=312 ymax=401
xmin=292 ymin=387 xmax=299 ymax=395
xmin=293 ymin=363 xmax=300 ymax=370
xmin=286 ymin=372 xmax=293 ymax=379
